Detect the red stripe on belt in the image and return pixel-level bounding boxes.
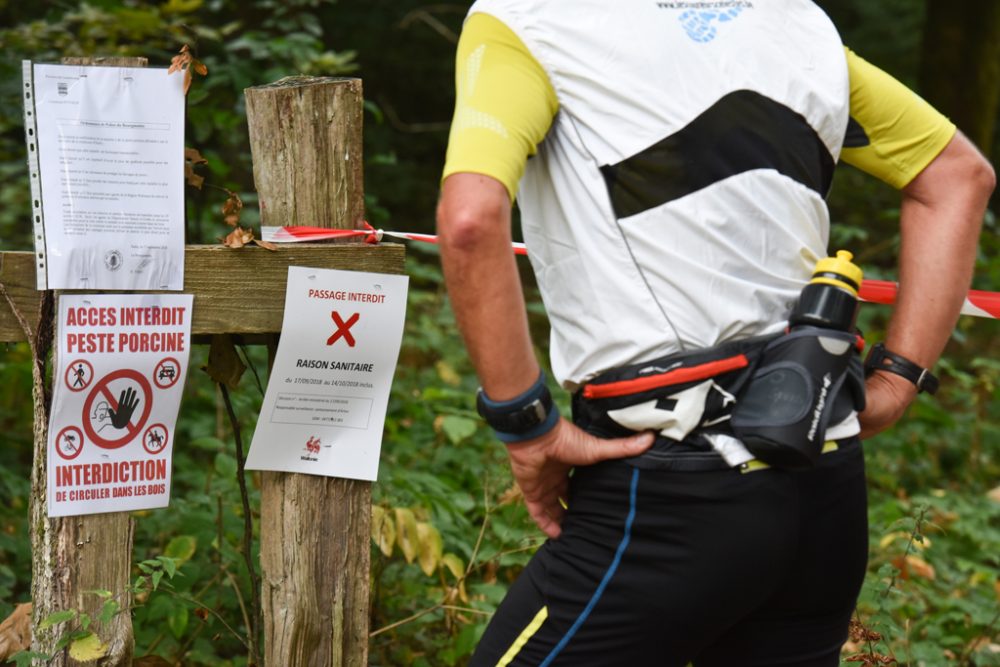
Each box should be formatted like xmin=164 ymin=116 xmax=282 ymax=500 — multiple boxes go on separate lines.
xmin=582 ymin=354 xmax=750 ymax=400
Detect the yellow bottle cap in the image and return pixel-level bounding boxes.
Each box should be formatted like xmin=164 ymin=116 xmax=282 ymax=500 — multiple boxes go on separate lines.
xmin=811 ymin=250 xmax=863 ymax=296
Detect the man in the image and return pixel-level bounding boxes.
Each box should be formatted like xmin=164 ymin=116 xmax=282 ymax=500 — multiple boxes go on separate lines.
xmin=437 ymin=2 xmax=995 ymax=665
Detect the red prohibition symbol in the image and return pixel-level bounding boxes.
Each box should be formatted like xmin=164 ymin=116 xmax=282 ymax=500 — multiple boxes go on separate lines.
xmin=82 ymin=369 xmax=153 ymax=450
xmin=153 ymin=357 xmax=181 ymax=389
xmin=143 ymin=423 xmax=169 ymax=455
xmin=327 ymin=311 xmax=360 ymax=347
xmin=55 ymin=426 xmax=84 ymax=460
xmin=64 ymin=359 xmax=94 ymax=392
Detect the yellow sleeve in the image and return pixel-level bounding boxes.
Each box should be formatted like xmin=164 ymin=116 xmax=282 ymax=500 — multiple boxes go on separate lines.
xmin=441 ymin=12 xmax=559 ymax=202
xmin=840 ymin=47 xmax=956 ymax=189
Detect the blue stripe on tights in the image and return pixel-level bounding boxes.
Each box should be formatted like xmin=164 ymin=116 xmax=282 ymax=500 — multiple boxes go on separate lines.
xmin=539 ymin=468 xmax=640 ymax=667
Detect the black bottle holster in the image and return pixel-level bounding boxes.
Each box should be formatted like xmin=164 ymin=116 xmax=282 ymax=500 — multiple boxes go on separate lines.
xmin=574 ymin=327 xmax=866 ymax=471
xmin=730 ymin=326 xmax=866 ymax=469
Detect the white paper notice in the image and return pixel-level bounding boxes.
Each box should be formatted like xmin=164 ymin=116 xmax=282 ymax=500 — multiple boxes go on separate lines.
xmin=31 ymin=63 xmax=185 ymax=290
xmin=246 ymin=267 xmax=409 ymax=481
xmin=47 ymin=294 xmax=193 ymax=517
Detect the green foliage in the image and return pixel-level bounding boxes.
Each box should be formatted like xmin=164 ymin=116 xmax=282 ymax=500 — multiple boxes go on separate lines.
xmin=0 ymin=0 xmax=360 ymax=247
xmin=0 ymin=1 xmax=997 ymax=666
xmin=369 ymin=247 xmax=543 ymax=665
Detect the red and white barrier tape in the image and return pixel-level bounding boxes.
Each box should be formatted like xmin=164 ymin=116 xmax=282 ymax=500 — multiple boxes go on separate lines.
xmin=262 ymin=224 xmax=527 ymax=254
xmin=262 ymin=225 xmax=1000 ymax=319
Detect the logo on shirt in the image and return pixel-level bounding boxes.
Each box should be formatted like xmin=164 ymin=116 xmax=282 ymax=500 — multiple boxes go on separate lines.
xmin=656 ymin=2 xmax=752 ymax=43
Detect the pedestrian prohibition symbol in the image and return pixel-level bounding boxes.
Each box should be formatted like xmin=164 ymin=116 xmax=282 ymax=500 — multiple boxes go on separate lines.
xmin=82 ymin=369 xmax=153 ymax=449
xmin=64 ymin=359 xmax=94 ymax=392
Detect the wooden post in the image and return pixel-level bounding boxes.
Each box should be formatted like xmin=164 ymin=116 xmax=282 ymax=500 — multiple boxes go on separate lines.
xmin=245 ymin=77 xmax=371 ymax=667
xmin=28 ymin=56 xmax=148 ymax=666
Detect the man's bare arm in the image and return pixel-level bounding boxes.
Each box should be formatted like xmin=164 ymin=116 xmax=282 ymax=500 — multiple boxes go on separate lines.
xmin=437 ymin=173 xmax=653 ymax=537
xmin=860 ymin=131 xmax=995 ymax=437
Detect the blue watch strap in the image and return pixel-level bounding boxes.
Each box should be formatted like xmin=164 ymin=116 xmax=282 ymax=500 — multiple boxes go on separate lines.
xmin=476 ymin=371 xmax=561 ymax=443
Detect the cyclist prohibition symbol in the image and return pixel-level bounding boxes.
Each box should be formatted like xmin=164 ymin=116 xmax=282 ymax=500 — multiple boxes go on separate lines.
xmin=55 ymin=426 xmax=84 ymax=461
xmin=82 ymin=369 xmax=153 ymax=450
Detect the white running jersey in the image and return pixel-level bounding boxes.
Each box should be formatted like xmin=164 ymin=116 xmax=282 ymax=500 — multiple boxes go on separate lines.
xmin=467 ymin=0 xmax=850 ymax=389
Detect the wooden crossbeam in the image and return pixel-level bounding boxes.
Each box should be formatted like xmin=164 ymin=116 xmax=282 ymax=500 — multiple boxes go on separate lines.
xmin=0 ymin=243 xmax=406 ymax=343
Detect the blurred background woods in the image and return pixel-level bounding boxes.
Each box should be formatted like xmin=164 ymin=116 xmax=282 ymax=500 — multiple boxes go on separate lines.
xmin=0 ymin=1 xmax=998 ymax=665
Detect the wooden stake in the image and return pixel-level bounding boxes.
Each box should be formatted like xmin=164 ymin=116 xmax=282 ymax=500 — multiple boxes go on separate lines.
xmin=28 ymin=56 xmax=147 ymax=667
xmin=246 ymin=76 xmax=372 ymax=667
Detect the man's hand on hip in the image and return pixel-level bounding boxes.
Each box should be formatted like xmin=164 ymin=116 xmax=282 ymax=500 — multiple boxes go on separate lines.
xmin=858 ymin=371 xmax=918 ymax=439
xmin=505 ymin=419 xmax=654 ymax=539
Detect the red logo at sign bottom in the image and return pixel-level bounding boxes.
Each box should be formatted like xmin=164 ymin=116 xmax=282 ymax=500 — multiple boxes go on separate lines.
xmin=82 ymin=369 xmax=153 ymax=450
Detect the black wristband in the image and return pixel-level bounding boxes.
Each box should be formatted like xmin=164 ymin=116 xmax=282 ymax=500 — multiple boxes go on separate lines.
xmin=864 ymin=343 xmax=939 ymax=395
xmin=476 ymin=372 xmax=560 ymax=443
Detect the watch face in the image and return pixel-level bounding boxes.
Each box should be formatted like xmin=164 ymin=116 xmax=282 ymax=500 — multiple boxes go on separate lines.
xmin=477 ymin=386 xmax=554 ymax=434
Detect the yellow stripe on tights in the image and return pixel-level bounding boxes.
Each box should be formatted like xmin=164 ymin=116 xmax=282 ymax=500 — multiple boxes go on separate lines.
xmin=495 ymin=605 xmax=549 ymax=667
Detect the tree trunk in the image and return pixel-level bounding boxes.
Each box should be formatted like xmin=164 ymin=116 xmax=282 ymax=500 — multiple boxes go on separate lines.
xmin=919 ymin=0 xmax=1000 ymax=157
xmin=29 ymin=56 xmax=146 ymax=667
xmin=245 ymin=77 xmax=371 ymax=667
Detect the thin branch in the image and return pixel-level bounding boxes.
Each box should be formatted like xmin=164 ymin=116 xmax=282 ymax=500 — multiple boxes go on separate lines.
xmin=369 ymin=602 xmax=444 ymax=639
xmin=0 ymin=280 xmax=36 ymax=350
xmin=881 ymin=506 xmax=929 ymax=600
xmin=146 ymin=570 xmax=226 ymax=655
xmin=440 ymin=605 xmax=492 ymax=617
xmin=398 ymin=7 xmax=463 ymax=43
xmin=464 ymin=484 xmax=492 ymax=579
xmin=371 ymin=481 xmax=500 ymax=639
xmin=378 ymin=96 xmax=451 ymax=134
xmin=223 ymin=568 xmax=253 ymax=647
xmin=219 ymin=383 xmax=261 ymax=667
xmin=238 ymin=344 xmax=265 ymax=396
xmin=159 ymin=586 xmax=250 ymax=651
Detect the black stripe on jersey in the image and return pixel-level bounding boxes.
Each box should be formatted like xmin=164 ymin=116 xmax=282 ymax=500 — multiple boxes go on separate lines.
xmin=600 ymin=90 xmax=835 ymax=219
xmin=843 ymin=116 xmax=871 ymax=148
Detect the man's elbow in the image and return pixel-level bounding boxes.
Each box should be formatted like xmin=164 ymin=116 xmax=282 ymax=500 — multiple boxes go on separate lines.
xmin=905 ymin=132 xmax=996 ymax=211
xmin=975 ymin=155 xmax=996 ymax=199
xmin=958 ymin=141 xmax=997 ymax=202
xmin=437 ymin=204 xmax=493 ymax=254
xmin=952 ymin=134 xmax=995 ymax=202
xmin=436 ymin=175 xmax=512 ymax=253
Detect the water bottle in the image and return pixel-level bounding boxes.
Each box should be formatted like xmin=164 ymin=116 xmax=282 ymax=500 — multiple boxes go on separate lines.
xmin=731 ymin=250 xmax=866 ymax=469
xmin=788 ymin=250 xmax=863 ymax=332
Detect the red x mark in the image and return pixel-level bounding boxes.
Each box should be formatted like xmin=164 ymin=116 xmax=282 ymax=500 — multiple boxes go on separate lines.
xmin=327 ymin=311 xmax=360 ymax=347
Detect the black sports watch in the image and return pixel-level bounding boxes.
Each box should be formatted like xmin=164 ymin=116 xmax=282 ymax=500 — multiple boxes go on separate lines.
xmin=864 ymin=343 xmax=939 ymax=395
xmin=476 ymin=372 xmax=561 ymax=443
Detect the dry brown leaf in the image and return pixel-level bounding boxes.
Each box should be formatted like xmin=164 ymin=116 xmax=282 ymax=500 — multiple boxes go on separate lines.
xmin=0 ymin=602 xmax=32 ymax=660
xmin=185 ymin=147 xmax=207 ymax=165
xmin=184 ymin=163 xmax=204 ymax=190
xmin=167 ymin=44 xmax=191 ymax=75
xmin=891 ymin=554 xmax=936 ymax=581
xmin=222 ymin=227 xmax=254 ymax=249
xmin=848 ymin=617 xmax=883 ymax=643
xmin=184 ymin=147 xmax=207 ymax=190
xmin=498 ymin=483 xmax=523 ymax=506
xmin=222 ymin=191 xmax=244 ymax=227
xmin=168 ymin=44 xmax=208 ymax=95
xmin=987 ymin=485 xmax=1000 ymax=503
xmin=202 ymin=334 xmax=246 ymax=389
xmin=253 ymin=239 xmax=278 ymax=251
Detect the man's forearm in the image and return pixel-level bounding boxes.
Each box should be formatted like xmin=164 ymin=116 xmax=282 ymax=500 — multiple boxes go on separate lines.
xmin=883 ymin=131 xmax=995 ymax=368
xmin=437 ymin=173 xmax=541 ymax=400
xmin=859 ymin=132 xmax=993 ymax=437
